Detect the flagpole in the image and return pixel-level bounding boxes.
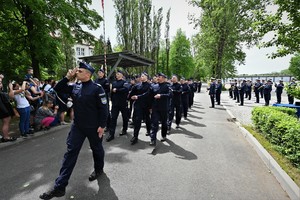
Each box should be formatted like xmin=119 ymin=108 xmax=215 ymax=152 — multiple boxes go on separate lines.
xmin=102 ymin=0 xmax=107 ymax=74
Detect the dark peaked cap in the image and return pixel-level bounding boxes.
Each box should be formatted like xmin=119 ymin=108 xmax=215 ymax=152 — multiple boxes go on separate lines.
xmin=79 ymin=62 xmax=95 ymax=74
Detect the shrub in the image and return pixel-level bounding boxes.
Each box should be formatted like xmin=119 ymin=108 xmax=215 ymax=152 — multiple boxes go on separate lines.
xmin=252 ymin=106 xmax=300 ymax=169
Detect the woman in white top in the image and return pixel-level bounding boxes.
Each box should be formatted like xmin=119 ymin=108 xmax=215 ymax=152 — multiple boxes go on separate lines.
xmin=8 ymin=81 xmax=32 ymax=137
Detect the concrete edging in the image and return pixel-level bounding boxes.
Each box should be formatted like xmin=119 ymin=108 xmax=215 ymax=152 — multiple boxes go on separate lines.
xmin=223 ymin=105 xmax=300 ymax=200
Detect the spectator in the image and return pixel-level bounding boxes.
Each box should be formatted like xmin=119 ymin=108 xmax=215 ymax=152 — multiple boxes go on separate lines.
xmin=35 ymin=100 xmax=60 ymax=130
xmin=0 ymin=74 xmax=16 ymax=142
xmin=8 ymin=81 xmax=31 ymax=137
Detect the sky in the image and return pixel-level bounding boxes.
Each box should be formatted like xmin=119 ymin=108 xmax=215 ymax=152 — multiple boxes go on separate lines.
xmin=86 ymin=0 xmax=292 ymax=75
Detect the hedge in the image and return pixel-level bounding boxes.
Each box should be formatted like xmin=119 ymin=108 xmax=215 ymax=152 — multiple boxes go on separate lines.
xmin=252 ymin=106 xmax=300 ymax=169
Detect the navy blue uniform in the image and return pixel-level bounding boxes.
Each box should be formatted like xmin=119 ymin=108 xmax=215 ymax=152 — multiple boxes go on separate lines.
xmin=239 ymin=82 xmax=246 ymax=106
xmin=288 ymin=82 xmax=296 ymax=104
xmin=181 ymin=83 xmax=190 ymax=118
xmin=275 ymin=83 xmax=284 ymax=104
xmin=216 ymin=82 xmax=222 ymax=105
xmin=233 ymin=83 xmax=239 ymax=102
xmin=168 ymin=82 xmax=182 ymax=128
xmin=53 ymin=77 xmax=108 ymax=191
xmin=254 ymin=82 xmax=262 ymax=103
xmin=188 ymin=83 xmax=196 ymax=108
xmin=264 ymin=84 xmax=272 ymax=106
xmin=109 ymin=79 xmax=129 ymax=137
xmin=208 ymin=82 xmax=216 ymax=108
xmin=95 ymin=77 xmax=111 ymax=129
xmin=129 ymin=81 xmax=151 ymax=138
xmin=150 ymin=82 xmax=171 ymax=142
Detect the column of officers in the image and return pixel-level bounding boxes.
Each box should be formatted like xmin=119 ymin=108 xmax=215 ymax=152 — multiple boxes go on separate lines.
xmin=228 ymin=79 xmax=288 ymax=106
xmin=96 ymin=70 xmax=200 ymax=146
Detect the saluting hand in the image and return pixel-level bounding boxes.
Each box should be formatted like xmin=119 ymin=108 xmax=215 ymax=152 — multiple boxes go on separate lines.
xmin=154 ymin=94 xmax=161 ymax=99
xmin=66 ymin=67 xmax=78 ymax=80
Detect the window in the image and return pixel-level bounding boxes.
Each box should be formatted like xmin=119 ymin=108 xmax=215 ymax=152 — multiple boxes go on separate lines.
xmin=76 ymin=47 xmax=80 ymax=56
xmin=81 ymin=48 xmax=85 ymax=56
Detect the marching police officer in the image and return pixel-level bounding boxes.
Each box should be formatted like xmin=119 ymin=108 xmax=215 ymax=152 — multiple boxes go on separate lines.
xmin=180 ymin=77 xmax=190 ymax=119
xmin=275 ymin=80 xmax=284 ymax=104
xmin=149 ymin=72 xmax=171 ymax=146
xmin=287 ymin=78 xmax=296 ymax=104
xmin=106 ymin=70 xmax=129 ymax=142
xmin=168 ymin=75 xmax=182 ymax=131
xmin=95 ymin=69 xmax=110 ymax=131
xmin=128 ymin=72 xmax=151 ymax=145
xmin=40 ymin=63 xmax=108 ymax=199
xmin=239 ymin=80 xmax=246 ymax=106
xmin=215 ymin=79 xmax=222 ymax=105
xmin=254 ymin=79 xmax=262 ymax=103
xmin=264 ymin=80 xmax=272 ymax=106
xmin=208 ymin=77 xmax=216 ymax=108
xmin=188 ymin=79 xmax=196 ymax=108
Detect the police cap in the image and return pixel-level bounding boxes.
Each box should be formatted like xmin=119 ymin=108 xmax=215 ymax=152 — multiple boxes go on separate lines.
xmin=79 ymin=62 xmax=95 ymax=74
xmin=157 ymin=72 xmax=167 ymax=78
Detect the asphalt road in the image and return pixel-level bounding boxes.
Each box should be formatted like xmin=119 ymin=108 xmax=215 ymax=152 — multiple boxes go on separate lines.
xmin=0 ymin=92 xmax=290 ymax=200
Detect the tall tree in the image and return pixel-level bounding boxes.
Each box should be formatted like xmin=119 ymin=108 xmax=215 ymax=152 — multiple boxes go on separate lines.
xmin=190 ymin=0 xmax=268 ymax=79
xmin=0 ymin=0 xmax=102 ymax=79
xmin=288 ymin=53 xmax=300 ymax=80
xmin=165 ymin=8 xmax=171 ymax=76
xmin=253 ymin=0 xmax=300 ymax=58
xmin=169 ymin=29 xmax=194 ymax=78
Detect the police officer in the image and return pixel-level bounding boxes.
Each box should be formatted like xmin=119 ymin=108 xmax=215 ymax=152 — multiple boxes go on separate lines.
xmin=287 ymin=78 xmax=296 ymax=104
xmin=168 ymin=75 xmax=182 ymax=130
xmin=180 ymin=77 xmax=190 ymax=119
xmin=264 ymin=80 xmax=272 ymax=106
xmin=275 ymin=80 xmax=284 ymax=104
xmin=254 ymin=79 xmax=262 ymax=103
xmin=260 ymin=79 xmax=266 ymax=98
xmin=128 ymin=72 xmax=151 ymax=145
xmin=215 ymin=79 xmax=222 ymax=105
xmin=106 ymin=70 xmax=129 ymax=142
xmin=149 ymin=72 xmax=171 ymax=146
xmin=229 ymin=80 xmax=234 ymax=98
xmin=246 ymin=80 xmax=252 ymax=100
xmin=188 ymin=79 xmax=196 ymax=108
xmin=208 ymin=77 xmax=216 ymax=108
xmin=239 ymin=80 xmax=247 ymax=106
xmin=95 ymin=69 xmax=110 ymax=131
xmin=40 ymin=62 xmax=108 ymax=200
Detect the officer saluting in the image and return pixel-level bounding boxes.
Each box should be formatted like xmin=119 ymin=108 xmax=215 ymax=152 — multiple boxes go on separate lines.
xmin=40 ymin=62 xmax=108 ymax=199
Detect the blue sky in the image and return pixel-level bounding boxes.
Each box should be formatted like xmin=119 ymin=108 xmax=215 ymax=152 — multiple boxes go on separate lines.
xmin=86 ymin=0 xmax=292 ymax=75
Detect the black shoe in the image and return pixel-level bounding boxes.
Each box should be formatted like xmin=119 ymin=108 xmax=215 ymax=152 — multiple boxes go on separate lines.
xmin=238 ymin=104 xmax=243 ymax=106
xmin=145 ymin=132 xmax=150 ymax=136
xmin=39 ymin=188 xmax=65 ymax=199
xmin=88 ymin=170 xmax=103 ymax=181
xmin=209 ymin=106 xmax=214 ymax=108
xmin=106 ymin=135 xmax=114 ymax=142
xmin=176 ymin=124 xmax=180 ymax=129
xmin=21 ymin=133 xmax=28 ymax=138
xmin=149 ymin=140 xmax=156 ymax=146
xmin=130 ymin=137 xmax=138 ymax=145
xmin=161 ymin=137 xmax=167 ymax=142
xmin=119 ymin=130 xmax=127 ymax=136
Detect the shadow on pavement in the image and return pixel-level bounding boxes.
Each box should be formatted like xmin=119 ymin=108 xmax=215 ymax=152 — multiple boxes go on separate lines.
xmin=150 ymin=139 xmax=197 ymax=160
xmin=170 ymin=127 xmax=203 ymax=139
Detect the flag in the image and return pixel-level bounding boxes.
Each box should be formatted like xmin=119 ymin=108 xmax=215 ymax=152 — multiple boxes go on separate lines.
xmin=101 ymin=0 xmax=104 ymax=9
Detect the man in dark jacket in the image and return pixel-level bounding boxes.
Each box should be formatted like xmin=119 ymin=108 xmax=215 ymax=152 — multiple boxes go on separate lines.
xmin=208 ymin=78 xmax=216 ymax=108
xmin=168 ymin=75 xmax=182 ymax=130
xmin=215 ymin=79 xmax=222 ymax=105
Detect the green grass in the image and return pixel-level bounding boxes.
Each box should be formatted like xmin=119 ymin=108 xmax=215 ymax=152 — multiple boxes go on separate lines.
xmin=244 ymin=125 xmax=300 ymax=187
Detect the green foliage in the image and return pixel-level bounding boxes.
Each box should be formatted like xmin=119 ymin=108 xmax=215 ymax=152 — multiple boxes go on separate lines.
xmin=190 ymin=0 xmax=268 ymax=79
xmin=285 ymin=81 xmax=300 ymax=99
xmin=0 ymin=0 xmax=102 ymax=79
xmin=252 ymin=106 xmax=300 ymax=168
xmin=288 ymin=53 xmax=300 ymax=80
xmin=169 ymin=29 xmax=194 ymax=78
xmin=253 ymin=0 xmax=300 ymax=58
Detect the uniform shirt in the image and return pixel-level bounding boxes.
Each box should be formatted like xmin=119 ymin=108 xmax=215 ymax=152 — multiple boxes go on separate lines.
xmin=240 ymin=82 xmax=247 ymax=93
xmin=170 ymin=82 xmax=182 ymax=105
xmin=95 ymin=77 xmax=110 ymax=95
xmin=263 ymin=84 xmax=272 ymax=94
xmin=54 ymin=77 xmax=108 ymax=129
xmin=128 ymin=81 xmax=151 ymax=108
xmin=254 ymin=82 xmax=262 ymax=92
xmin=111 ymin=79 xmax=129 ymax=107
xmin=151 ymin=82 xmax=171 ymax=111
xmin=216 ymin=83 xmax=222 ymax=94
xmin=208 ymin=82 xmax=216 ymax=95
xmin=275 ymin=83 xmax=284 ymax=94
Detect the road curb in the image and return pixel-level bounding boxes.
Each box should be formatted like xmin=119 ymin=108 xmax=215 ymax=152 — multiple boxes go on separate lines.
xmin=223 ymin=105 xmax=300 ymax=200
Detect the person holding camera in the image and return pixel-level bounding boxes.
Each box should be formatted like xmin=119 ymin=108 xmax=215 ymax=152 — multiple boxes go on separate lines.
xmin=34 ymin=100 xmax=60 ymax=130
xmin=40 ymin=62 xmax=108 ymax=200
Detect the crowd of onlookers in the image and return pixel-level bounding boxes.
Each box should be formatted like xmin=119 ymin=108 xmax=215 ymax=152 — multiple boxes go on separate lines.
xmin=0 ymin=68 xmax=73 ymax=143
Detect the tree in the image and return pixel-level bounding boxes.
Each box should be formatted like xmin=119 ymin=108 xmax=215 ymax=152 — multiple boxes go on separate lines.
xmin=169 ymin=29 xmax=194 ymax=78
xmin=0 ymin=0 xmax=102 ymax=79
xmin=253 ymin=0 xmax=300 ymax=58
xmin=288 ymin=53 xmax=300 ymax=80
xmin=190 ymin=0 xmax=268 ymax=79
xmin=165 ymin=8 xmax=171 ymax=76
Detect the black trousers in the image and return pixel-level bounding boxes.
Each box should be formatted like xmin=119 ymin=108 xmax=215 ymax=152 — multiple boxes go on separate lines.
xmin=239 ymin=92 xmax=244 ymax=105
xmin=55 ymin=125 xmax=104 ymax=190
xmin=133 ymin=106 xmax=151 ymax=137
xmin=255 ymin=91 xmax=260 ymax=103
xmin=150 ymin=109 xmax=168 ymax=141
xmin=276 ymin=92 xmax=282 ymax=104
xmin=264 ymin=93 xmax=270 ymax=105
xmin=109 ymin=105 xmax=128 ymax=136
xmin=181 ymin=95 xmax=189 ymax=118
xmin=168 ymin=102 xmax=182 ymax=127
xmin=189 ymin=92 xmax=194 ymax=108
xmin=235 ymin=91 xmax=240 ymax=103
xmin=229 ymin=89 xmax=233 ymax=98
xmin=216 ymin=92 xmax=221 ymax=105
xmin=210 ymin=94 xmax=215 ymax=107
xmin=248 ymin=91 xmax=251 ymax=100
xmin=288 ymin=94 xmax=294 ymax=104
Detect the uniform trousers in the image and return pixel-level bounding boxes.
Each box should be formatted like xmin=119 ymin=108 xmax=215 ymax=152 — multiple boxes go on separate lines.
xmin=133 ymin=106 xmax=151 ymax=137
xmin=150 ymin=109 xmax=168 ymax=141
xmin=255 ymin=91 xmax=260 ymax=103
xmin=181 ymin=95 xmax=189 ymax=118
xmin=55 ymin=125 xmax=104 ymax=190
xmin=109 ymin=105 xmax=128 ymax=135
xmin=168 ymin=102 xmax=181 ymax=127
xmin=276 ymin=92 xmax=282 ymax=104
